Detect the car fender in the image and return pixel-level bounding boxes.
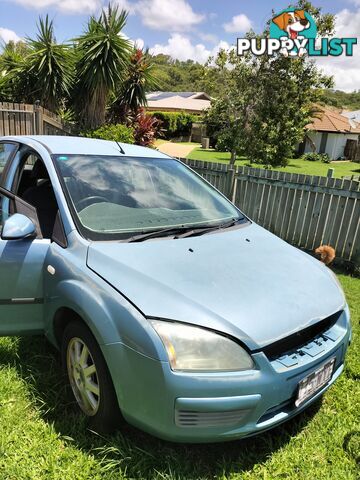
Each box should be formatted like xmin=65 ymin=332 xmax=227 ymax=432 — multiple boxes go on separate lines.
xmin=45 ymin=277 xmax=167 ymax=361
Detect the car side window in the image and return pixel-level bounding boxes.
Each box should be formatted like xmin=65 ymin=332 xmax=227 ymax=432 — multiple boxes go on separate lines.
xmin=13 ymin=153 xmax=41 ymax=197
xmin=0 ymin=191 xmax=12 ymax=233
xmin=0 ymin=143 xmax=17 ymax=183
xmin=0 ymin=144 xmax=18 ymax=228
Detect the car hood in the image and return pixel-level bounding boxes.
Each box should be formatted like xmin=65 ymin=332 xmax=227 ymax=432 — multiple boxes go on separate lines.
xmin=87 ymin=223 xmax=345 ymax=350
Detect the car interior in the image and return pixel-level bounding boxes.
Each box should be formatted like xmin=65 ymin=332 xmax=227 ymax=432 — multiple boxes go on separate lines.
xmin=14 ymin=153 xmax=59 ymax=239
xmin=57 ymin=158 xmax=203 ymax=213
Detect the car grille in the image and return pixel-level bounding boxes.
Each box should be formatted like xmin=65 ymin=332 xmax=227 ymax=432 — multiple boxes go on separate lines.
xmin=175 ymin=409 xmax=251 ymax=428
xmin=262 ymin=310 xmax=342 ymax=361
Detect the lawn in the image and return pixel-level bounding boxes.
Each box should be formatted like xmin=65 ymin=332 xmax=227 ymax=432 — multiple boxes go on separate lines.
xmin=187 ymin=147 xmax=360 ymax=179
xmin=0 ymin=272 xmax=358 ymax=479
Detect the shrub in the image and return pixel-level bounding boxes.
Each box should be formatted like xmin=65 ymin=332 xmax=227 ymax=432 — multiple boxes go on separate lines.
xmin=149 ymin=111 xmax=199 ymax=139
xmin=133 ymin=110 xmax=162 ymax=147
xmin=301 ymin=152 xmax=330 ymax=163
xmin=82 ymin=123 xmax=135 ymax=144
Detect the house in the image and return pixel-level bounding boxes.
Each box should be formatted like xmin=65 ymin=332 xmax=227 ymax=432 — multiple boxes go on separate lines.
xmin=145 ymin=92 xmax=211 ymax=114
xmin=300 ymin=106 xmax=360 ymax=160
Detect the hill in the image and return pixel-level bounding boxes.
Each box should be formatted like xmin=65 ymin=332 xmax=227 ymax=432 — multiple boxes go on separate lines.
xmin=321 ymin=90 xmax=360 ymax=111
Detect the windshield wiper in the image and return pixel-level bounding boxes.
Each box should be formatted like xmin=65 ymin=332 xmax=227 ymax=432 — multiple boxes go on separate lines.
xmin=126 ymin=218 xmax=243 ymax=243
xmin=174 ymin=218 xmax=241 ymax=239
xmin=127 ymin=225 xmax=204 ymax=243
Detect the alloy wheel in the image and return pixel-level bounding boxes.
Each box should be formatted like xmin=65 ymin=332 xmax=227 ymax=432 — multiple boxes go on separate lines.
xmin=66 ymin=337 xmax=100 ymax=416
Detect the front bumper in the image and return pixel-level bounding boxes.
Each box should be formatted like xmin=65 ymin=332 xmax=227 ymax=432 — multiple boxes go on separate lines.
xmin=103 ymin=308 xmax=351 ymax=443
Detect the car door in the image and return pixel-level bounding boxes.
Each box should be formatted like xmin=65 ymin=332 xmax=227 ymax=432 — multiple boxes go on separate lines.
xmin=0 ymin=142 xmax=49 ymax=335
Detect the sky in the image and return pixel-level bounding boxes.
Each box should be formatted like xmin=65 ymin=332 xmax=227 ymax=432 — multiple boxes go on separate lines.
xmin=0 ymin=0 xmax=359 ymax=92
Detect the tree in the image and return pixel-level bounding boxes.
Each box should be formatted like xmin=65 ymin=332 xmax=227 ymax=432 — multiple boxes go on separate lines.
xmin=74 ymin=5 xmax=131 ymax=129
xmin=244 ymin=53 xmax=332 ymax=167
xmin=109 ymin=48 xmax=159 ymax=123
xmin=26 ymin=16 xmax=73 ymax=111
xmin=0 ymin=40 xmax=28 ymax=73
xmin=0 ymin=40 xmax=31 ymax=102
xmin=149 ymin=54 xmax=217 ymax=95
xmin=203 ymin=49 xmax=256 ymax=165
xmin=0 ymin=19 xmax=72 ymax=110
xmin=321 ymin=90 xmax=360 ymax=111
xmin=204 ymin=2 xmax=335 ymax=168
xmin=287 ymin=0 xmax=335 ymax=36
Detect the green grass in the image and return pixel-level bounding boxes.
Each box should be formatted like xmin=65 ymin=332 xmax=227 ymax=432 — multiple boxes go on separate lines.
xmin=0 ymin=272 xmax=359 ymax=479
xmin=186 ymin=147 xmax=360 ymax=179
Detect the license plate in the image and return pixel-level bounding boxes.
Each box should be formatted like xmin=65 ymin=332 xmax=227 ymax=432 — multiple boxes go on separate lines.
xmin=295 ymin=358 xmax=335 ymax=407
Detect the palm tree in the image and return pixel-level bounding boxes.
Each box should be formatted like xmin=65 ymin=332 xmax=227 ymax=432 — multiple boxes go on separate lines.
xmin=74 ymin=5 xmax=131 ymax=129
xmin=0 ymin=40 xmax=28 ymax=72
xmin=26 ymin=16 xmax=73 ymax=111
xmin=0 ymin=40 xmax=30 ymax=102
xmin=109 ymin=48 xmax=159 ymax=123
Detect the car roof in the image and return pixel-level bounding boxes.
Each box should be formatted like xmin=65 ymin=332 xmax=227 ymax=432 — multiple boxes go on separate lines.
xmin=1 ymin=135 xmax=171 ymax=159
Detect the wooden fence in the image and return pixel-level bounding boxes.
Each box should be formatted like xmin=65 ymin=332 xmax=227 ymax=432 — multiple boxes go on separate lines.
xmin=183 ymin=159 xmax=360 ymax=267
xmin=0 ymin=102 xmax=70 ymax=137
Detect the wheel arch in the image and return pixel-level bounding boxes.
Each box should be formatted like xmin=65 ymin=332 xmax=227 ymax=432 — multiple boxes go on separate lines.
xmin=45 ymin=278 xmax=163 ymax=360
xmin=46 ymin=278 xmax=125 ymax=349
xmin=53 ymin=306 xmax=87 ymax=348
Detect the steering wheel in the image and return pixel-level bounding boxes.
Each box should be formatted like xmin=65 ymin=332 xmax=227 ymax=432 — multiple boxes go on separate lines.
xmin=77 ymin=196 xmax=108 ymax=210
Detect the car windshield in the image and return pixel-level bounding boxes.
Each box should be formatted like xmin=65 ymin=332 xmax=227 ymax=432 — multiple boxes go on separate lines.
xmin=53 ymin=154 xmax=246 ymax=240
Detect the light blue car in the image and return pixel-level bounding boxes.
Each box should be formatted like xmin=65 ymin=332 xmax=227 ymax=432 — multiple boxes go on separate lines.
xmin=0 ymin=135 xmax=351 ymax=442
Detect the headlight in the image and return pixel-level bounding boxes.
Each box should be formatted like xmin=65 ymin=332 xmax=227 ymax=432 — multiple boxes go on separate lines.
xmin=150 ymin=320 xmax=254 ymax=372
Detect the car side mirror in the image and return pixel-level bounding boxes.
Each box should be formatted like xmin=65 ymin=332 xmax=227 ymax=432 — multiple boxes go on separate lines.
xmin=1 ymin=213 xmax=37 ymax=240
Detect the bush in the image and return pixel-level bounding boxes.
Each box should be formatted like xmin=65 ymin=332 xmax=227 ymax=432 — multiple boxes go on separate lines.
xmin=82 ymin=123 xmax=135 ymax=144
xmin=301 ymin=152 xmax=330 ymax=163
xmin=133 ymin=110 xmax=162 ymax=147
xmin=149 ymin=111 xmax=199 ymax=139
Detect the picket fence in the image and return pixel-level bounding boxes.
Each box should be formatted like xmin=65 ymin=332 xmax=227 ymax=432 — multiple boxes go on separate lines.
xmin=182 ymin=158 xmax=360 ymax=267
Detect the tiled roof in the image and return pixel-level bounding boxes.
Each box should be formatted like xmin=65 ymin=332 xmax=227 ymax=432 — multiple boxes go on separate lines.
xmin=307 ymin=106 xmax=360 ymax=133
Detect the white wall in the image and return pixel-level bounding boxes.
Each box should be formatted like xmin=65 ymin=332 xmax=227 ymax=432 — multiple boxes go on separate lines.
xmin=304 ymin=131 xmax=359 ymax=159
xmin=303 ymin=131 xmax=321 ymax=153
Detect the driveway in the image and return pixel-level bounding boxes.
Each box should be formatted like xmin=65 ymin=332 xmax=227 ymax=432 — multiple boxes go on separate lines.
xmin=156 ymin=142 xmax=198 ymax=158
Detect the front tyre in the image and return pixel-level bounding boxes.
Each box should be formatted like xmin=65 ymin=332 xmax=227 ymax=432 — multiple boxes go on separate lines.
xmin=62 ymin=321 xmax=121 ymax=433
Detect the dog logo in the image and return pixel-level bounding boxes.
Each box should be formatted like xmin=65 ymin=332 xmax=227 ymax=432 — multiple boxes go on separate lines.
xmin=237 ymin=7 xmax=357 ymax=58
xmin=270 ymin=8 xmax=316 ymax=57
xmin=272 ymin=10 xmax=310 ymax=40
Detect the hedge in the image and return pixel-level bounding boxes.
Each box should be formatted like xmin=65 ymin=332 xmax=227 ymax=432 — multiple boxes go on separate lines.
xmin=82 ymin=124 xmax=135 ymax=144
xmin=149 ymin=111 xmax=200 ymax=139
